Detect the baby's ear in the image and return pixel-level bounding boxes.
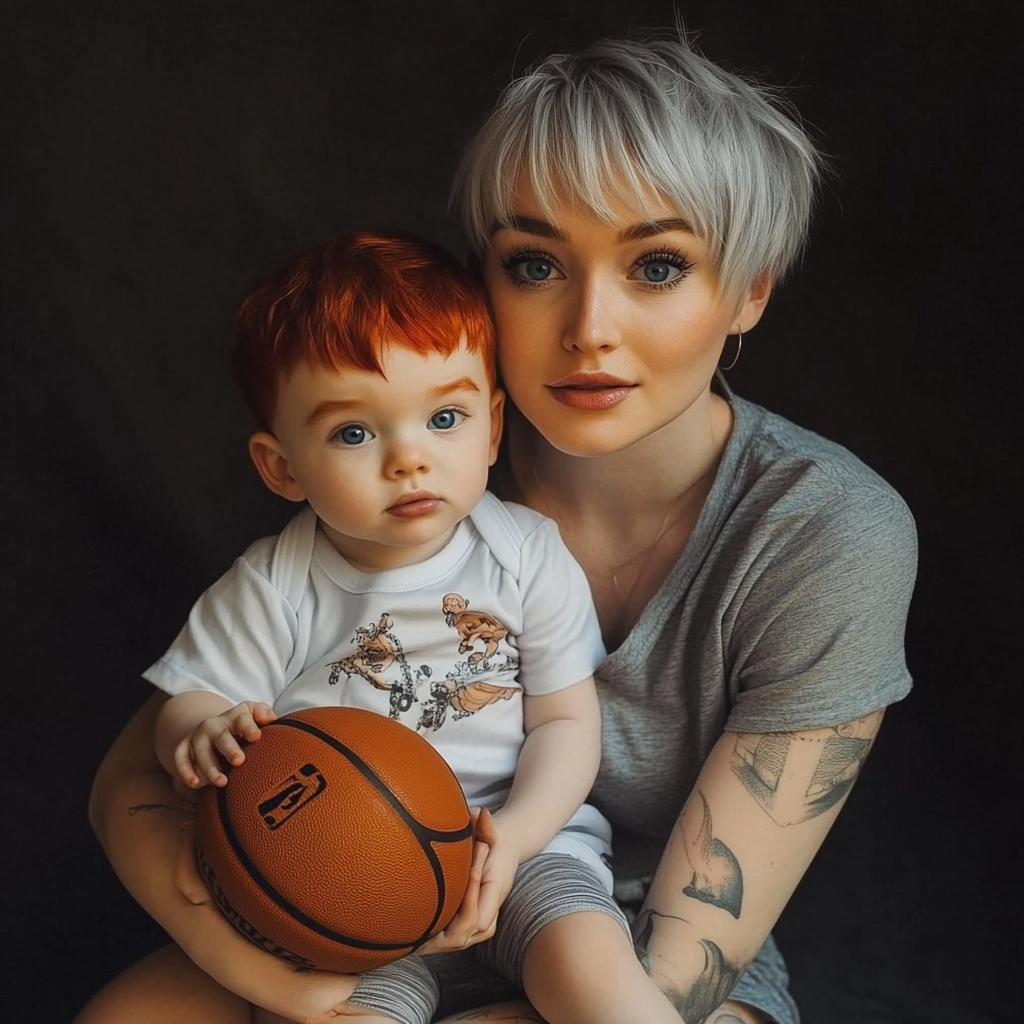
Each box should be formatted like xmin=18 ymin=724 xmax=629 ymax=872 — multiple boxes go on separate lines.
xmin=488 ymin=387 xmax=506 ymax=466
xmin=248 ymin=432 xmax=306 ymax=502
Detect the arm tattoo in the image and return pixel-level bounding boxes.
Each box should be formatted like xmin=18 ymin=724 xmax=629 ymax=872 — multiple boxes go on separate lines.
xmin=680 ymin=791 xmax=743 ymax=918
xmin=128 ymin=802 xmax=190 ymax=816
xmin=633 ymin=907 xmax=688 ymax=974
xmin=665 ymin=939 xmax=743 ymax=1024
xmin=731 ymin=711 xmax=883 ymax=825
xmin=634 ymin=908 xmax=745 ymax=1024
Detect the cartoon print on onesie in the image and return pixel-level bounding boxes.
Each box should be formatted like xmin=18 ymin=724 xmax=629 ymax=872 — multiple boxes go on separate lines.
xmin=327 ymin=596 xmax=520 ymax=732
xmin=417 ymin=593 xmax=519 ymax=732
xmin=326 ymin=614 xmax=425 ymax=720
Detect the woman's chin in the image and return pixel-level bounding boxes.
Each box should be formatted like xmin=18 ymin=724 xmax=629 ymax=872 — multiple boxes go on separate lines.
xmin=532 ymin=417 xmax=651 ymax=460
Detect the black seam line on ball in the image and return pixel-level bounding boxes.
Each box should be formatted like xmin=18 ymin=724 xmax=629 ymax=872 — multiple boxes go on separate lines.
xmin=216 ymin=778 xmax=419 ymax=951
xmin=214 ymin=717 xmax=470 ymax=950
xmin=272 ymin=719 xmax=473 ymax=845
xmin=273 ymin=717 xmax=472 ymax=944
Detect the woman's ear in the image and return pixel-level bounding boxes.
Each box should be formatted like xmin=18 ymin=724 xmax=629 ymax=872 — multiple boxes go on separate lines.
xmin=488 ymin=387 xmax=506 ymax=466
xmin=735 ymin=274 xmax=774 ymax=334
xmin=248 ymin=432 xmax=306 ymax=502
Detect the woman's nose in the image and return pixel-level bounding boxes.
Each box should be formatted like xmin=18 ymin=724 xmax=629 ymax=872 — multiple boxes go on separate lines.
xmin=384 ymin=436 xmax=430 ymax=478
xmin=561 ymin=278 xmax=623 ymax=354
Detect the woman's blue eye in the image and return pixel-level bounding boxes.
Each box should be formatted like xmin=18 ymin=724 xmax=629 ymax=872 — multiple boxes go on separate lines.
xmin=500 ymin=250 xmax=565 ymax=287
xmin=512 ymin=258 xmax=554 ymax=282
xmin=429 ymin=409 xmax=464 ymax=430
xmin=642 ymin=261 xmax=675 ymax=283
xmin=335 ymin=425 xmax=371 ymax=446
xmin=632 ymin=253 xmax=693 ymax=287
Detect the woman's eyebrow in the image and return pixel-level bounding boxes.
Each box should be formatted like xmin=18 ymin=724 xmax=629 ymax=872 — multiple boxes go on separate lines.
xmin=618 ymin=218 xmax=694 ymax=242
xmin=491 ymin=214 xmax=568 ymax=242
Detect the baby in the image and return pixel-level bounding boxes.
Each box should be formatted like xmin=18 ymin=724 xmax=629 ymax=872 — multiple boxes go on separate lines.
xmin=148 ymin=230 xmax=676 ymax=1024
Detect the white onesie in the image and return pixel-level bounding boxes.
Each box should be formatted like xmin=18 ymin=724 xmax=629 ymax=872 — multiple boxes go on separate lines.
xmin=144 ymin=491 xmax=613 ymax=887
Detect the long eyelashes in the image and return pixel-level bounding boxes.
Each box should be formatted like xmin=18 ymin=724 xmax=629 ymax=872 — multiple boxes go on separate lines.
xmin=499 ymin=248 xmax=557 ymax=289
xmin=327 ymin=407 xmax=470 ymax=447
xmin=634 ymin=250 xmax=695 ymax=289
xmin=498 ymin=246 xmax=695 ymax=290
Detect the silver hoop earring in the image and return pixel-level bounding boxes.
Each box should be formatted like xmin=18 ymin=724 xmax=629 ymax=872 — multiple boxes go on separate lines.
xmin=720 ymin=330 xmax=743 ymax=371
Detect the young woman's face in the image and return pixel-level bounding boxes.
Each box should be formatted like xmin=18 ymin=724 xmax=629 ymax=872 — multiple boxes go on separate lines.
xmin=482 ymin=181 xmax=770 ymax=457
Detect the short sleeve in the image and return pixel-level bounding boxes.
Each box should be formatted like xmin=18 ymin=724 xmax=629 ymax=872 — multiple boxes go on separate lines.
xmin=515 ymin=519 xmax=607 ymax=695
xmin=142 ymin=550 xmax=297 ymax=708
xmin=726 ymin=487 xmax=918 ymax=732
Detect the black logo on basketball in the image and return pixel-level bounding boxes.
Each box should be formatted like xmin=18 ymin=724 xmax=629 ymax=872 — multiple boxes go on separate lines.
xmin=258 ymin=763 xmax=326 ymax=830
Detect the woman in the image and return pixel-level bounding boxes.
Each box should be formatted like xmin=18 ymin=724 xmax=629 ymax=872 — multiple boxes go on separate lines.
xmin=76 ymin=32 xmax=915 ymax=1024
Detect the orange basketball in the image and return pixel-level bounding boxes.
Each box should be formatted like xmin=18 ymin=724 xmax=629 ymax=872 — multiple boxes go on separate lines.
xmin=193 ymin=706 xmax=473 ymax=973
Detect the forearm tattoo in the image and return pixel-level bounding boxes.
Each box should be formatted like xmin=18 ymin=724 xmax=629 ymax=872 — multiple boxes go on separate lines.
xmin=680 ymin=791 xmax=743 ymax=919
xmin=633 ymin=907 xmax=688 ymax=974
xmin=127 ymin=802 xmax=189 ymax=816
xmin=636 ymin=908 xmax=743 ymax=1024
xmin=665 ymin=939 xmax=743 ymax=1024
xmin=731 ymin=711 xmax=883 ymax=825
xmin=127 ymin=798 xmax=193 ymax=815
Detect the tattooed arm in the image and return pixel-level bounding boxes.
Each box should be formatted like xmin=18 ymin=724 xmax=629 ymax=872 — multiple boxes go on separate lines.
xmin=88 ymin=690 xmax=359 ymax=1021
xmin=633 ymin=711 xmax=884 ymax=1024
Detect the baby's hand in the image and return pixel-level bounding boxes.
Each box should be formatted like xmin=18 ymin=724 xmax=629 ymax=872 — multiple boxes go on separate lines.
xmin=174 ymin=701 xmax=276 ymax=789
xmin=417 ymin=807 xmax=518 ymax=954
xmin=473 ymin=807 xmax=519 ymax=938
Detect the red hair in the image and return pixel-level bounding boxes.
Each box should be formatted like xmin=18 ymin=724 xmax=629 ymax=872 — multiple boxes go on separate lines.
xmin=230 ymin=230 xmax=495 ymax=428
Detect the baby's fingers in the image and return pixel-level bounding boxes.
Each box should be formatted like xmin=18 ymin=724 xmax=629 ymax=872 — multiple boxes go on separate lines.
xmin=191 ymin=731 xmax=232 ymax=787
xmin=230 ymin=702 xmax=275 ymax=743
xmin=210 ymin=726 xmax=247 ymax=774
xmin=249 ymin=701 xmax=277 ymax=727
xmin=416 ymin=841 xmax=487 ymax=953
xmin=173 ymin=738 xmax=204 ymax=789
xmin=473 ymin=806 xmax=499 ymax=847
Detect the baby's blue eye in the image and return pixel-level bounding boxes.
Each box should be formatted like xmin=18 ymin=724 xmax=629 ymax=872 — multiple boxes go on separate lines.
xmin=334 ymin=424 xmax=372 ymax=446
xmin=429 ymin=409 xmax=464 ymax=430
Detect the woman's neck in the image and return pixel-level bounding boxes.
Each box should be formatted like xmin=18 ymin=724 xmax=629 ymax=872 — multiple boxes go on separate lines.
xmin=508 ymin=388 xmax=733 ymax=527
xmin=506 ymin=388 xmax=733 ymax=652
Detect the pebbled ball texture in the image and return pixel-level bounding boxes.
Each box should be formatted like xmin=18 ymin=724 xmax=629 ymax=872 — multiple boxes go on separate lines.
xmin=194 ymin=706 xmax=474 ymax=973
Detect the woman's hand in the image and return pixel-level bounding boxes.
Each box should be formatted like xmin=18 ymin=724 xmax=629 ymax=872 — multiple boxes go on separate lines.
xmin=92 ymin=691 xmax=361 ymax=1020
xmin=417 ymin=808 xmax=518 ymax=953
xmin=175 ymin=819 xmax=359 ymax=1022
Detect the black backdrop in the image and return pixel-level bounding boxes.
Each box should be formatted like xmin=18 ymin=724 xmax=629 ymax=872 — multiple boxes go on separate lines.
xmin=3 ymin=2 xmax=1021 ymax=1022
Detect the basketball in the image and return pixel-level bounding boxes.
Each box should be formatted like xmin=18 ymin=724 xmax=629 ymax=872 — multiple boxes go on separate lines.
xmin=193 ymin=705 xmax=474 ymax=973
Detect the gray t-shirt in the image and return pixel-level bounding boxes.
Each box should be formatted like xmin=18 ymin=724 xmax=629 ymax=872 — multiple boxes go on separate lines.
xmin=592 ymin=390 xmax=917 ymax=880
xmin=482 ymin=388 xmax=916 ymax=1023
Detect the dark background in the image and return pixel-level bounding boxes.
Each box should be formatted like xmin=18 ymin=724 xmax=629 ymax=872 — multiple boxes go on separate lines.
xmin=3 ymin=1 xmax=1021 ymax=1022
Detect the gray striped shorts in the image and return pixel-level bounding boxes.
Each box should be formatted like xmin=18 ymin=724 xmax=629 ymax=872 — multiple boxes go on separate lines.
xmin=348 ymin=852 xmax=627 ymax=1024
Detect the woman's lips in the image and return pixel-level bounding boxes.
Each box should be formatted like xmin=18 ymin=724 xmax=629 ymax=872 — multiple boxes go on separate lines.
xmin=386 ymin=493 xmax=441 ymax=517
xmin=546 ymin=372 xmax=637 ymax=410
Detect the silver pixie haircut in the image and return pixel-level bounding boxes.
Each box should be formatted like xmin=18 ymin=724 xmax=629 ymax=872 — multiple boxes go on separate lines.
xmin=452 ymin=33 xmax=823 ymax=297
